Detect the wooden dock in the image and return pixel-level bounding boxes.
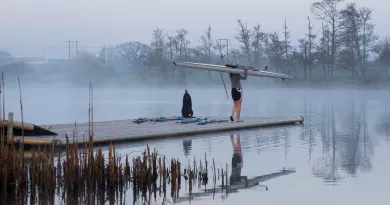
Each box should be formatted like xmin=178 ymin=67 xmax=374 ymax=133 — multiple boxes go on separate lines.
xmin=11 ymin=115 xmax=304 ymax=147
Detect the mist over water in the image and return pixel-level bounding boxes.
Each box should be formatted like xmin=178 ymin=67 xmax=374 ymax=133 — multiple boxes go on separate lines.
xmin=4 ymin=81 xmax=390 ymax=204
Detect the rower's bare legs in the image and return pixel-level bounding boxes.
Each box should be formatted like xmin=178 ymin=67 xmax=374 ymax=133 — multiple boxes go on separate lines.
xmin=236 ymin=99 xmax=243 ymax=122
xmin=231 ymin=101 xmax=238 ymax=121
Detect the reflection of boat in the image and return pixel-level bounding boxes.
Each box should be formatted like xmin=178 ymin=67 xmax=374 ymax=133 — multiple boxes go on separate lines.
xmin=228 ymin=168 xmax=295 ymax=189
xmin=312 ymin=157 xmax=344 ymax=184
xmin=175 ymin=168 xmax=296 ymax=203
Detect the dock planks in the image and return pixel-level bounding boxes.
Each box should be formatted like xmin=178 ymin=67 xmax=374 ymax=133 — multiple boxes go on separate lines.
xmin=12 ymin=116 xmax=304 ymax=146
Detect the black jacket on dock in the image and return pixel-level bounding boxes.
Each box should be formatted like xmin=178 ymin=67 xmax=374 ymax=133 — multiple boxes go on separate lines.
xmin=181 ymin=91 xmax=193 ymax=118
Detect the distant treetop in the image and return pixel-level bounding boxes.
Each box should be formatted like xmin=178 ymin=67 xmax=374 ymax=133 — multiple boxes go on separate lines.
xmin=0 ymin=51 xmax=12 ymax=58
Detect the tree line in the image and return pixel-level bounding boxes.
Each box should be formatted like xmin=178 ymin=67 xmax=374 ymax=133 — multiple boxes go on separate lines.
xmin=75 ymin=0 xmax=390 ymax=84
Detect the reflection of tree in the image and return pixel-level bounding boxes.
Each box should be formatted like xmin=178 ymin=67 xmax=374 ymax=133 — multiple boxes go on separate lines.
xmin=308 ymin=125 xmax=315 ymax=163
xmin=375 ymin=104 xmax=390 ymax=145
xmin=284 ymin=127 xmax=291 ymax=160
xmin=254 ymin=132 xmax=263 ymax=155
xmin=338 ymin=101 xmax=373 ymax=176
xmin=360 ymin=101 xmax=373 ymax=172
xmin=312 ymin=101 xmax=375 ymax=183
xmin=312 ymin=101 xmax=344 ymax=184
xmin=302 ymin=98 xmax=315 ymax=163
xmin=321 ymin=102 xmax=330 ymax=154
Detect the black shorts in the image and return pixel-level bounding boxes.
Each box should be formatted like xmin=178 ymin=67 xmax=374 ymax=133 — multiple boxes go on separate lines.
xmin=231 ymin=88 xmax=243 ymax=101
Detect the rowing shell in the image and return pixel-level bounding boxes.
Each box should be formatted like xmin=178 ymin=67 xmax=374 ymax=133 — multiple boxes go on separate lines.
xmin=172 ymin=61 xmax=295 ymax=79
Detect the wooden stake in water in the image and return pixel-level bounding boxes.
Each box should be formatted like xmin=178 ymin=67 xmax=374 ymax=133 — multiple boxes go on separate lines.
xmin=0 ymin=74 xmax=2 ymax=146
xmin=17 ymin=77 xmax=24 ymax=140
xmin=88 ymin=82 xmax=91 ymax=141
xmin=91 ymin=82 xmax=94 ymax=138
xmin=1 ymin=72 xmax=4 ymax=144
xmin=18 ymin=77 xmax=25 ymax=167
xmin=226 ymin=163 xmax=228 ymax=194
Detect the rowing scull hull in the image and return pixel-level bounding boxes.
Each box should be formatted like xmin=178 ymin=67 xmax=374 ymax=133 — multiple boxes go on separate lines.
xmin=173 ymin=61 xmax=295 ymax=79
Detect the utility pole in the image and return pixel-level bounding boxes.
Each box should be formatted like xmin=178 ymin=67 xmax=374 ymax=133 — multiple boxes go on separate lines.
xmin=75 ymin=41 xmax=78 ymax=58
xmin=216 ymin=39 xmax=230 ymax=100
xmin=67 ymin=41 xmax=71 ymax=60
xmin=66 ymin=40 xmax=79 ymax=60
xmin=217 ymin=39 xmax=229 ymax=63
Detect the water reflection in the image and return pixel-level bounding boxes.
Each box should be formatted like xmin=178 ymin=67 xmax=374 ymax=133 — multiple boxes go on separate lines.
xmin=230 ymin=134 xmax=244 ymax=184
xmin=174 ymin=133 xmax=293 ymax=204
xmin=375 ymin=104 xmax=390 ymax=144
xmin=311 ymin=101 xmax=344 ymax=184
xmin=311 ymin=100 xmax=376 ymax=184
xmin=13 ymin=93 xmax=390 ymax=204
xmin=183 ymin=139 xmax=192 ymax=157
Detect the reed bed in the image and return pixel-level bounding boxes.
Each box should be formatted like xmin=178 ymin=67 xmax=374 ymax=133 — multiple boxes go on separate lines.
xmin=0 ymin=136 xmax=230 ymax=205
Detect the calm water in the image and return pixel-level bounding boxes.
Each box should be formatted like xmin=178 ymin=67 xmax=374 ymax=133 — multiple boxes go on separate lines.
xmin=5 ymin=85 xmax=390 ymax=205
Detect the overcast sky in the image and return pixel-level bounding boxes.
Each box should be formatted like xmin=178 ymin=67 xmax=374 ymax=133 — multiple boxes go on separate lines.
xmin=1 ymin=0 xmax=388 ymax=59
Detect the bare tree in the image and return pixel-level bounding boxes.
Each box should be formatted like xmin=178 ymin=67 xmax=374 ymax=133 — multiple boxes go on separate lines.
xmin=151 ymin=28 xmax=166 ymax=60
xmin=200 ymin=25 xmax=213 ymax=63
xmin=236 ymin=19 xmax=252 ymax=65
xmin=117 ymin=42 xmax=149 ymax=65
xmin=151 ymin=27 xmax=167 ymax=76
xmin=373 ymin=36 xmax=390 ymax=77
xmin=294 ymin=38 xmax=309 ymax=79
xmin=188 ymin=47 xmax=203 ymax=62
xmin=306 ymin=17 xmax=317 ymax=80
xmin=176 ymin=29 xmax=191 ymax=81
xmin=74 ymin=50 xmax=118 ymax=83
xmin=116 ymin=41 xmax=150 ymax=79
xmin=338 ymin=3 xmax=360 ymax=77
xmin=98 ymin=46 xmax=116 ymax=66
xmin=82 ymin=10 xmax=384 ymax=85
xmin=200 ymin=25 xmax=214 ymax=79
xmin=251 ymin=23 xmax=265 ymax=67
xmin=283 ymin=19 xmax=292 ymax=74
xmin=315 ymin=21 xmax=331 ymax=78
xmin=359 ymin=7 xmax=378 ymax=79
xmin=264 ymin=32 xmax=284 ymax=73
xmin=166 ymin=34 xmax=177 ymax=61
xmin=311 ymin=0 xmax=343 ymax=76
xmin=214 ymin=40 xmax=226 ymax=63
xmin=165 ymin=34 xmax=179 ymax=80
xmin=176 ymin=29 xmax=190 ymax=60
xmin=338 ymin=3 xmax=377 ymax=80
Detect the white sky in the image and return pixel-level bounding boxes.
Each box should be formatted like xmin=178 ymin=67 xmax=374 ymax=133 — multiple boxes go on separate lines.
xmin=1 ymin=0 xmax=389 ymax=59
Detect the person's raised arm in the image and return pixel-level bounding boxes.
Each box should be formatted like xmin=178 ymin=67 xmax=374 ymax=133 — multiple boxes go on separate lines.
xmin=231 ymin=135 xmax=236 ymax=149
xmin=237 ymin=135 xmax=241 ymax=152
xmin=240 ymin=68 xmax=248 ymax=80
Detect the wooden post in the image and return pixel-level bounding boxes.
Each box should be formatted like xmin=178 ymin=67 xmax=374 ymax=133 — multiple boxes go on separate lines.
xmin=7 ymin=112 xmax=13 ymax=144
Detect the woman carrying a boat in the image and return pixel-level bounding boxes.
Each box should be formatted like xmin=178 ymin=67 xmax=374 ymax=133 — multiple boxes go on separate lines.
xmin=229 ymin=66 xmax=248 ymax=122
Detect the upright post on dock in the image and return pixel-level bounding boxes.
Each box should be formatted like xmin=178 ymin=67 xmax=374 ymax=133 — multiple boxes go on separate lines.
xmin=7 ymin=112 xmax=13 ymax=144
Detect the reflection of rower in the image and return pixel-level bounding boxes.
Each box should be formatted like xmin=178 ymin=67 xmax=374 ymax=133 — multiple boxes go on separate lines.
xmin=230 ymin=134 xmax=246 ymax=184
xmin=183 ymin=139 xmax=192 ymax=157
